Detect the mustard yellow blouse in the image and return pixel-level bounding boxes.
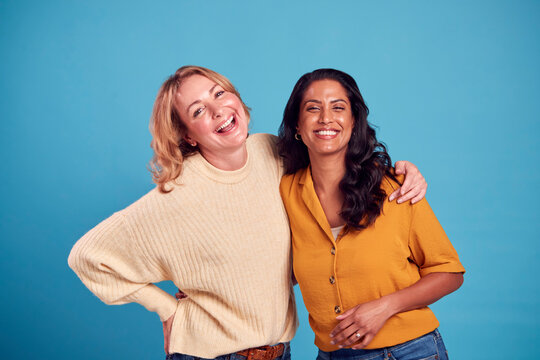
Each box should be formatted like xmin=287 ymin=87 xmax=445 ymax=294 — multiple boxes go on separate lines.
xmin=280 ymin=167 xmax=465 ymax=351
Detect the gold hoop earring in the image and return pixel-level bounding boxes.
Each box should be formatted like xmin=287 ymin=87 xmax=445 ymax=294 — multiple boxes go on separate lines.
xmin=294 ymin=133 xmax=301 ymax=141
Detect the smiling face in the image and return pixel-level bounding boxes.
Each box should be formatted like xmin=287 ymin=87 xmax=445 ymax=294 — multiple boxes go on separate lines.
xmin=174 ymin=74 xmax=249 ymax=161
xmin=296 ymin=79 xmax=354 ymax=160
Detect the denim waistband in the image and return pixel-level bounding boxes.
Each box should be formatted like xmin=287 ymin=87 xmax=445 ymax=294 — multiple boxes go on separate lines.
xmin=317 ymin=329 xmax=447 ymax=360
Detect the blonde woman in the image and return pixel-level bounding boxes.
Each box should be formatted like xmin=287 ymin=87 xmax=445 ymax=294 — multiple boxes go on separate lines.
xmin=68 ymin=66 xmax=426 ymax=360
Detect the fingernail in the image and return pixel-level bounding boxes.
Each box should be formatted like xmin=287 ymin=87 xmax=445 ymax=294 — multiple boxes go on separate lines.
xmin=329 ymin=334 xmax=334 ymax=338
xmin=389 ymin=195 xmax=395 ymax=201
xmin=338 ymin=345 xmax=343 ymax=349
xmin=397 ymin=199 xmax=403 ymax=204
xmin=330 ymin=341 xmax=335 ymax=345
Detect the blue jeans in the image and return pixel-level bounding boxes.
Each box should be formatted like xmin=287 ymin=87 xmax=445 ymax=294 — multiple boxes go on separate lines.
xmin=166 ymin=342 xmax=291 ymax=360
xmin=316 ymin=329 xmax=448 ymax=360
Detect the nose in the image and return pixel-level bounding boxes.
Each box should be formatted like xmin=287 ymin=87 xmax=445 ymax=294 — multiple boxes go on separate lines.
xmin=319 ymin=108 xmax=331 ymax=124
xmin=208 ymin=102 xmax=223 ymax=119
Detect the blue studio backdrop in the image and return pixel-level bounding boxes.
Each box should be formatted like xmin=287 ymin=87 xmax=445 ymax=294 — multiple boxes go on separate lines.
xmin=1 ymin=1 xmax=539 ymax=359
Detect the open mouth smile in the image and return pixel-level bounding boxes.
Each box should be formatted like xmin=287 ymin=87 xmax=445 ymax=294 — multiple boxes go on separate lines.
xmin=314 ymin=129 xmax=340 ymax=138
xmin=314 ymin=130 xmax=338 ymax=136
xmin=215 ymin=115 xmax=236 ymax=134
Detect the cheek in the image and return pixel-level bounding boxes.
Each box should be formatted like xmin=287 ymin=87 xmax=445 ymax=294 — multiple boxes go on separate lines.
xmin=339 ymin=115 xmax=354 ymax=130
xmin=186 ymin=120 xmax=212 ymax=139
xmin=226 ymin=95 xmax=248 ymax=121
xmin=297 ymin=116 xmax=311 ymax=134
xmin=225 ymin=94 xmax=243 ymax=108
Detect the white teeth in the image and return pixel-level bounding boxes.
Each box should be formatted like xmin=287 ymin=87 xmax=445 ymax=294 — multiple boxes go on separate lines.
xmin=316 ymin=130 xmax=337 ymax=136
xmin=216 ymin=116 xmax=234 ymax=132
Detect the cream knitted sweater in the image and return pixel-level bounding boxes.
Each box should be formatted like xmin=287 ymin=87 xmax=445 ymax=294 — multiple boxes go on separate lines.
xmin=68 ymin=133 xmax=298 ymax=358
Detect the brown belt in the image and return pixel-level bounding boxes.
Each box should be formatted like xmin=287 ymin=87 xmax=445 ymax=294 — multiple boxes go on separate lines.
xmin=236 ymin=343 xmax=285 ymax=360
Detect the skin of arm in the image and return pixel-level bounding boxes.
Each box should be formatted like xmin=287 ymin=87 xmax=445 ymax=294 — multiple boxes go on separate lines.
xmin=329 ymin=272 xmax=464 ymax=349
xmin=163 ymin=315 xmax=174 ymax=354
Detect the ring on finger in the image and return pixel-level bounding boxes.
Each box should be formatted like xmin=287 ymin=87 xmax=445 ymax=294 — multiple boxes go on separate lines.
xmin=355 ymin=332 xmax=361 ymax=338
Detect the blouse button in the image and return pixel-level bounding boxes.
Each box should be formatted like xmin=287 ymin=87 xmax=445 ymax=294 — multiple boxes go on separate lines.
xmin=334 ymin=306 xmax=341 ymax=313
xmin=331 ymin=247 xmax=335 ymax=255
xmin=329 ymin=276 xmax=335 ymax=284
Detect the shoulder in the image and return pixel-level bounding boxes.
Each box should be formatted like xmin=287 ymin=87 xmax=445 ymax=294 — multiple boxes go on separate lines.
xmin=247 ymin=133 xmax=278 ymax=153
xmin=247 ymin=133 xmax=282 ymax=172
xmin=78 ymin=211 xmax=128 ymax=242
xmin=280 ymin=167 xmax=307 ymax=199
xmin=118 ymin=186 xmax=174 ymax=225
xmin=380 ymin=173 xmax=434 ymax=218
xmin=379 ymin=173 xmax=416 ymax=217
xmin=381 ymin=173 xmax=404 ymax=194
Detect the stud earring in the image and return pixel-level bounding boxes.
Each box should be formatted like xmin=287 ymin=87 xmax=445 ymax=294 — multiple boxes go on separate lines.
xmin=185 ymin=139 xmax=197 ymax=147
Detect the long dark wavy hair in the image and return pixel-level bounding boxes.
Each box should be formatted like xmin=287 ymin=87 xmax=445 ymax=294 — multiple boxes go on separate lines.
xmin=277 ymin=68 xmax=399 ymax=230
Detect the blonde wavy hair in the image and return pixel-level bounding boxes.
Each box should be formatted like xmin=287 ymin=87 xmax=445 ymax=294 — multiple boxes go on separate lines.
xmin=149 ymin=66 xmax=250 ymax=193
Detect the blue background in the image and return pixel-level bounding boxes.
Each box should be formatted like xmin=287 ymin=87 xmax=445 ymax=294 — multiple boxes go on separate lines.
xmin=1 ymin=1 xmax=539 ymax=359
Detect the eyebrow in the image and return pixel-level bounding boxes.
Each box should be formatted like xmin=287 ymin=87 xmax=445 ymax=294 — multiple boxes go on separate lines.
xmin=303 ymin=98 xmax=348 ymax=105
xmin=187 ymin=84 xmax=220 ymax=112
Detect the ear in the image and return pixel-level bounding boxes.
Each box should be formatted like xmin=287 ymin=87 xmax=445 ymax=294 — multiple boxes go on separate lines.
xmin=183 ymin=134 xmax=197 ymax=147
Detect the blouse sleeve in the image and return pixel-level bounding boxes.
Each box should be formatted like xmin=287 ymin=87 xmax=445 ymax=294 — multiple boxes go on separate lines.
xmin=68 ymin=212 xmax=178 ymax=321
xmin=407 ymin=198 xmax=466 ymax=277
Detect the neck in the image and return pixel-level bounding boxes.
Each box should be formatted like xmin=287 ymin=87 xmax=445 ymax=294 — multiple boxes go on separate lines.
xmin=201 ymin=144 xmax=248 ymax=171
xmin=309 ymin=152 xmax=346 ymax=195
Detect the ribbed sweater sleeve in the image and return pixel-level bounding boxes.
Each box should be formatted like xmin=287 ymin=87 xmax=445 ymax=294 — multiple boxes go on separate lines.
xmin=68 ymin=212 xmax=177 ymax=321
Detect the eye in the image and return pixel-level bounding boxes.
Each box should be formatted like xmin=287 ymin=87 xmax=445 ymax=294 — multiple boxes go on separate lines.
xmin=306 ymin=106 xmax=320 ymax=112
xmin=215 ymin=90 xmax=225 ymax=98
xmin=193 ymin=107 xmax=204 ymax=117
xmin=333 ymin=105 xmax=345 ymax=111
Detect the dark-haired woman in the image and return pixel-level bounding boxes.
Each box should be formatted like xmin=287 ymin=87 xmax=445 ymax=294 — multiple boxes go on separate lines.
xmin=278 ymin=69 xmax=465 ymax=360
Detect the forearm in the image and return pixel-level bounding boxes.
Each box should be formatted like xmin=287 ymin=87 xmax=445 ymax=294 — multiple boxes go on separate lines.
xmin=383 ymin=272 xmax=464 ymax=316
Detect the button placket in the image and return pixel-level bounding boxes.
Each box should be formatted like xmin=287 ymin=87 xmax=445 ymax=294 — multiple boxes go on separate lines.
xmin=331 ymin=234 xmax=343 ymax=319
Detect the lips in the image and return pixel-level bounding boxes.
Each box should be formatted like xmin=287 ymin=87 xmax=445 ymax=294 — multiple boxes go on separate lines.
xmin=215 ymin=115 xmax=236 ymax=133
xmin=314 ymin=130 xmax=339 ymax=136
xmin=313 ymin=128 xmax=340 ymax=139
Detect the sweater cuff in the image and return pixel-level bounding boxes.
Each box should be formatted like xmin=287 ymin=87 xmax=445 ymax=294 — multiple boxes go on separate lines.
xmin=128 ymin=284 xmax=178 ymax=321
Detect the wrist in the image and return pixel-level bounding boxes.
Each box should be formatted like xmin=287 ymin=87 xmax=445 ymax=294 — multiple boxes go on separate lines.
xmin=380 ymin=293 xmax=400 ymax=319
